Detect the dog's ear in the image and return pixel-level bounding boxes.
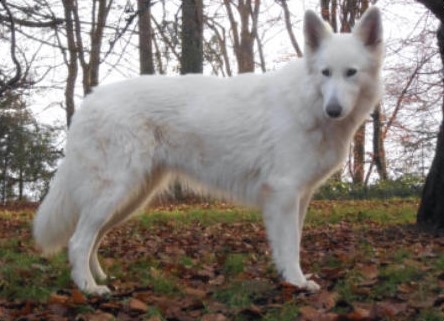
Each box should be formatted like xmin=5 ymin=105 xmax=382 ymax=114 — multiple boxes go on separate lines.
xmin=354 ymin=7 xmax=383 ymax=51
xmin=304 ymin=10 xmax=331 ymax=55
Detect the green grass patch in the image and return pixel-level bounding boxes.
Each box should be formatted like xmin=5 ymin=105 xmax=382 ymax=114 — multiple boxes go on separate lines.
xmin=223 ymin=253 xmax=246 ymax=276
xmin=434 ymin=254 xmax=444 ymax=270
xmin=213 ymin=280 xmax=274 ymax=309
xmin=138 ymin=207 xmax=260 ymax=229
xmin=417 ymin=309 xmax=444 ymax=321
xmin=0 ymin=245 xmax=71 ymax=301
xmin=261 ymin=303 xmax=299 ymax=321
xmin=306 ymin=199 xmax=417 ymax=227
xmin=1 ymin=199 xmax=438 ymax=321
xmin=371 ymin=264 xmax=423 ymax=299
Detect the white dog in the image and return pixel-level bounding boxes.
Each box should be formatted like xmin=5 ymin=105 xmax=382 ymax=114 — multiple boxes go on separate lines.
xmin=34 ymin=7 xmax=383 ymax=295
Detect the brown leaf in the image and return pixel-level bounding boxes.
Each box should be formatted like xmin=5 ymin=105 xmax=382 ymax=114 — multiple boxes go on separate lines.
xmin=313 ymin=290 xmax=338 ymax=310
xmin=321 ymin=267 xmax=346 ymax=280
xmin=435 ymin=293 xmax=444 ymax=307
xmin=209 ymin=274 xmax=225 ymax=285
xmin=201 ymin=313 xmax=228 ymax=321
xmin=183 ymin=287 xmax=207 ymax=299
xmin=338 ymin=309 xmax=372 ymax=321
xmin=128 ymin=298 xmax=149 ymax=313
xmin=48 ymin=293 xmax=69 ymax=304
xmin=71 ymin=289 xmax=87 ymax=304
xmin=99 ymin=301 xmax=121 ymax=311
xmin=299 ymin=306 xmax=320 ymax=320
xmin=81 ymin=312 xmax=115 ymax=321
xmin=408 ymin=296 xmax=435 ymax=309
xmin=358 ymin=264 xmax=379 ymax=280
xmin=318 ymin=312 xmax=338 ymax=321
xmin=369 ymin=302 xmax=408 ymax=318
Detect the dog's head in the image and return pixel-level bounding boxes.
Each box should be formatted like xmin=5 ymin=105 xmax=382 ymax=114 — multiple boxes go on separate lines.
xmin=303 ymin=7 xmax=383 ymax=120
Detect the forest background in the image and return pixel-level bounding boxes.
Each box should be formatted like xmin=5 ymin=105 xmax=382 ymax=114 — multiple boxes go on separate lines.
xmin=0 ymin=0 xmax=442 ymax=205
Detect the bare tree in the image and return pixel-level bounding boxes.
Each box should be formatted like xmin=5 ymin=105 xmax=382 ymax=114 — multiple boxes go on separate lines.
xmin=371 ymin=104 xmax=388 ymax=180
xmin=138 ymin=0 xmax=155 ymax=75
xmin=60 ymin=0 xmax=78 ymax=128
xmin=224 ymin=0 xmax=260 ymax=73
xmin=415 ymin=0 xmax=444 ymax=229
xmin=0 ymin=0 xmax=24 ymax=97
xmin=57 ymin=0 xmax=114 ymax=126
xmin=205 ymin=17 xmax=233 ymax=76
xmin=181 ymin=0 xmax=203 ymax=74
xmin=320 ymin=0 xmax=338 ymax=32
xmin=277 ymin=0 xmax=303 ymax=57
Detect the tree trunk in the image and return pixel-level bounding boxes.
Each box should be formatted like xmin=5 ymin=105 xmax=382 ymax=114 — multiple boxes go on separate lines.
xmin=62 ymin=0 xmax=78 ymax=128
xmin=18 ymin=167 xmax=23 ymax=201
xmin=224 ymin=0 xmax=259 ymax=74
xmin=176 ymin=0 xmax=203 ymax=200
xmin=348 ymin=1 xmax=368 ymax=184
xmin=372 ymin=104 xmax=388 ymax=180
xmin=417 ymin=18 xmax=444 ymax=229
xmin=352 ymin=124 xmax=365 ymax=184
xmin=138 ymin=0 xmax=155 ymax=75
xmin=83 ymin=0 xmax=111 ymax=95
xmin=181 ymin=0 xmax=203 ymax=74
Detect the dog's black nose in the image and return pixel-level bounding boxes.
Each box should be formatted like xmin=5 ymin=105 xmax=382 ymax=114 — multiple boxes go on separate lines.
xmin=326 ymin=103 xmax=342 ymax=118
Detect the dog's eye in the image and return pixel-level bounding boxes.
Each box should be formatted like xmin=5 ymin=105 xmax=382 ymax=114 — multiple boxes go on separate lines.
xmin=321 ymin=69 xmax=331 ymax=77
xmin=346 ymin=68 xmax=357 ymax=77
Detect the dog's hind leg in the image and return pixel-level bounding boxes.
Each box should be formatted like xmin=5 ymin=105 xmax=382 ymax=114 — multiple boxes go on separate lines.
xmin=68 ymin=179 xmax=153 ymax=295
xmin=89 ymin=170 xmax=168 ymax=283
xmin=68 ymin=200 xmax=118 ymax=295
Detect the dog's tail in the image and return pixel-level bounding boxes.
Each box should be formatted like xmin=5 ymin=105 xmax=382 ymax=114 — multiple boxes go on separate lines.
xmin=33 ymin=162 xmax=78 ymax=256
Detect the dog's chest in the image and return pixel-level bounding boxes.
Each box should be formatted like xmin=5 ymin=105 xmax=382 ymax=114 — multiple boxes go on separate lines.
xmin=301 ymin=127 xmax=348 ymax=184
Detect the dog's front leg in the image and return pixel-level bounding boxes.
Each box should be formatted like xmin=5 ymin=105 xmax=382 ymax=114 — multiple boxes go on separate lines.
xmin=262 ymin=186 xmax=320 ymax=292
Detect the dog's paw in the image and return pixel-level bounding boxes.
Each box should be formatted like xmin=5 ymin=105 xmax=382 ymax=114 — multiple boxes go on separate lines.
xmin=304 ymin=279 xmax=321 ymax=292
xmin=93 ymin=270 xmax=108 ymax=282
xmin=86 ymin=285 xmax=111 ymax=296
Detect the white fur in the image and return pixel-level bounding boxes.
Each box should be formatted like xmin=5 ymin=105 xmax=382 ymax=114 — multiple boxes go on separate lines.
xmin=33 ymin=8 xmax=383 ymax=295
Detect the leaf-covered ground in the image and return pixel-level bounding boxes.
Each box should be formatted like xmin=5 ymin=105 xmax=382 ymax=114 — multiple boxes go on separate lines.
xmin=0 ymin=199 xmax=443 ymax=321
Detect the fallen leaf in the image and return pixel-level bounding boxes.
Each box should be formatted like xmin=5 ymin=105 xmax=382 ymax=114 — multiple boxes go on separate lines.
xmin=358 ymin=264 xmax=379 ymax=280
xmin=48 ymin=293 xmax=69 ymax=304
xmin=201 ymin=313 xmax=228 ymax=321
xmin=408 ymin=296 xmax=435 ymax=309
xmin=435 ymin=293 xmax=444 ymax=307
xmin=299 ymin=306 xmax=320 ymax=320
xmin=81 ymin=312 xmax=115 ymax=321
xmin=369 ymin=302 xmax=408 ymax=318
xmin=71 ymin=289 xmax=87 ymax=304
xmin=182 ymin=287 xmax=207 ymax=298
xmin=128 ymin=298 xmax=149 ymax=313
xmin=313 ymin=290 xmax=338 ymax=310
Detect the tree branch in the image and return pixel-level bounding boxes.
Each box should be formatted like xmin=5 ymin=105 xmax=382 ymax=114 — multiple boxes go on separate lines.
xmin=0 ymin=13 xmax=63 ymax=28
xmin=0 ymin=0 xmax=23 ymax=97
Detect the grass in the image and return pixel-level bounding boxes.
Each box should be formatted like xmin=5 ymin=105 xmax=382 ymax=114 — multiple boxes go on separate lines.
xmin=137 ymin=206 xmax=260 ymax=229
xmin=370 ymin=264 xmax=424 ymax=299
xmin=305 ymin=199 xmax=417 ymax=227
xmin=0 ymin=237 xmax=72 ymax=301
xmin=261 ymin=303 xmax=300 ymax=321
xmin=0 ymin=199 xmax=442 ymax=321
xmin=223 ymin=253 xmax=246 ymax=276
xmin=213 ymin=279 xmax=274 ymax=309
